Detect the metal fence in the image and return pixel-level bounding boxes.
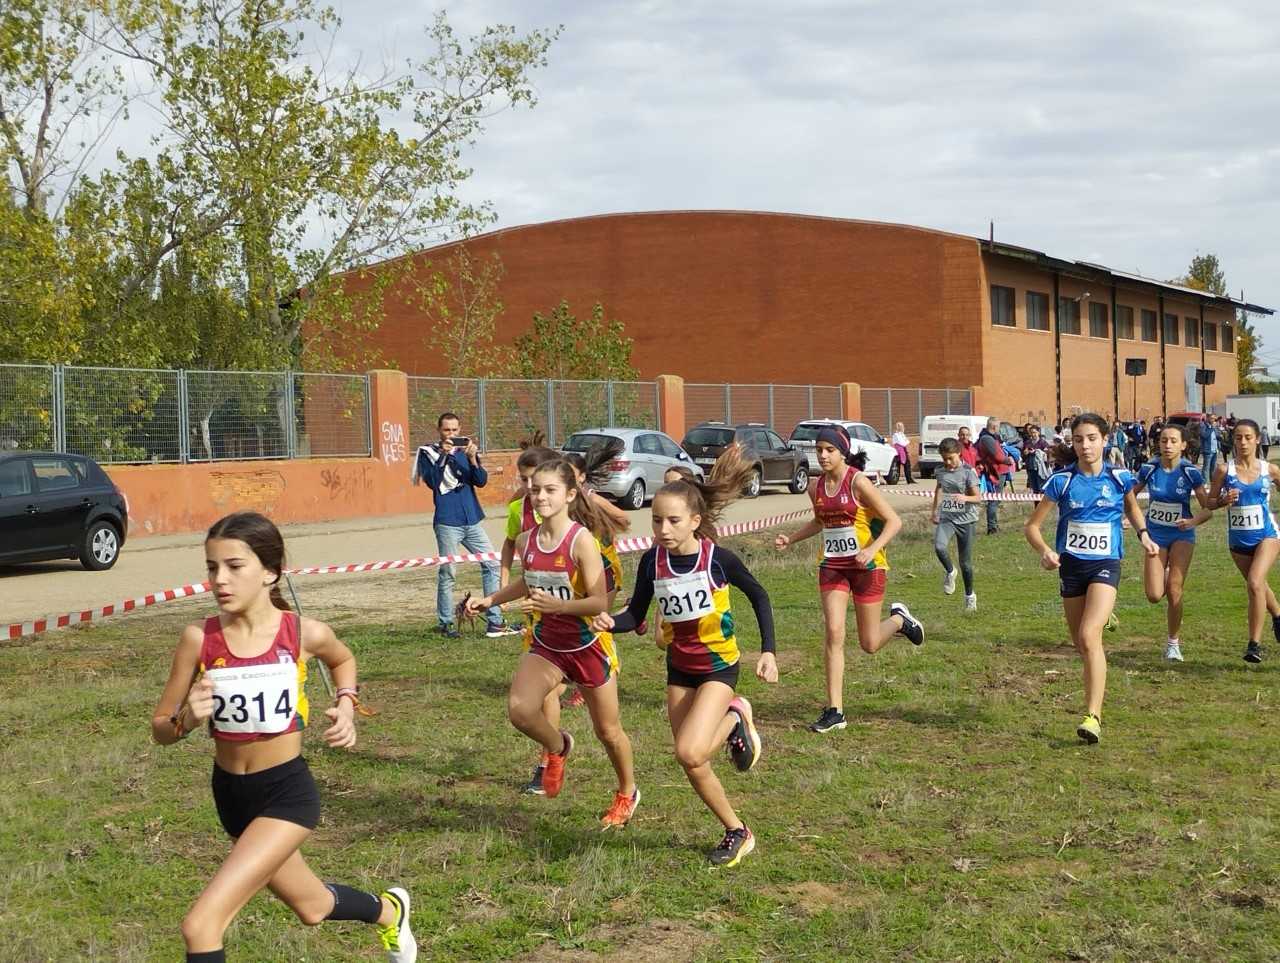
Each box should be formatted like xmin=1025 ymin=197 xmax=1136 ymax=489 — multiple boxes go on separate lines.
xmin=859 ymin=388 xmax=973 ymax=436
xmin=0 ymin=364 xmax=371 ymax=464
xmin=685 ymin=383 xmax=842 ymax=431
xmin=408 ymin=377 xmax=660 ymax=450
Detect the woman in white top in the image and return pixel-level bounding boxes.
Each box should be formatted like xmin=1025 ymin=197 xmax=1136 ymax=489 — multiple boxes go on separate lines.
xmin=890 ymin=422 xmax=914 ymax=485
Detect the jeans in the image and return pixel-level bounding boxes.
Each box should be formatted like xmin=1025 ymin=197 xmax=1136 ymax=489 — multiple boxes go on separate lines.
xmin=1203 ymin=449 xmax=1218 ymax=479
xmin=935 ymin=519 xmax=975 ymax=595
xmin=434 ymin=522 xmax=502 ymax=627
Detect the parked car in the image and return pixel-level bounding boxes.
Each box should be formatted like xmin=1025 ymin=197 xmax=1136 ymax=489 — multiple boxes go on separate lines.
xmin=788 ymin=419 xmax=903 ymax=483
xmin=0 ymin=451 xmax=129 ymax=570
xmin=681 ymin=423 xmax=809 ymax=498
xmin=561 ymin=428 xmax=703 ymax=509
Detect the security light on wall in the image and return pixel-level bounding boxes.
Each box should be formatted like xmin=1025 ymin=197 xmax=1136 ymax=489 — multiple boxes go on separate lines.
xmin=1073 ymin=292 xmax=1092 ymax=303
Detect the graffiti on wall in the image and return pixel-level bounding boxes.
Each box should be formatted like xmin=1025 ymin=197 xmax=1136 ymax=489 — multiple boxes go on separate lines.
xmin=320 ymin=464 xmax=374 ymax=504
xmin=381 ymin=421 xmax=407 ymax=466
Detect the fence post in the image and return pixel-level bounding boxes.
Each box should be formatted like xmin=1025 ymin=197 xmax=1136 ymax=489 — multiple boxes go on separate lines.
xmin=917 ymin=388 xmax=923 ymax=434
xmin=768 ymin=384 xmax=775 ymax=429
xmin=724 ymin=383 xmax=732 ymax=424
xmin=546 ymin=380 xmax=556 ymax=447
xmin=284 ymin=371 xmax=297 ymax=458
xmin=607 ymin=380 xmax=615 ymax=426
xmin=364 ymin=374 xmax=374 ymax=457
xmin=53 ymin=365 xmax=65 ymax=453
xmin=886 ymin=391 xmax=893 ymax=435
xmin=177 ymin=370 xmax=190 ymax=462
xmin=477 ymin=380 xmax=488 ymax=451
xmin=808 ymin=384 xmax=814 ymax=420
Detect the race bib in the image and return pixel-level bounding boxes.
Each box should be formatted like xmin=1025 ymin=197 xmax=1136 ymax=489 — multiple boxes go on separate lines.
xmin=204 ymin=662 xmax=298 ymax=735
xmin=1228 ymin=505 xmax=1265 ymax=532
xmin=823 ymin=526 xmax=860 ymax=559
xmin=1146 ymin=501 xmax=1183 ymax=527
xmin=1065 ymin=521 xmax=1113 ymax=558
xmin=940 ymin=496 xmax=968 ymax=514
xmin=654 ymin=569 xmax=715 ymax=622
xmin=524 ymin=568 xmax=574 ymax=601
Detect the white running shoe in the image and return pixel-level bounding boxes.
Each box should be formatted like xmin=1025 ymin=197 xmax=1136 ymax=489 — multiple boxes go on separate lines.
xmin=1165 ymin=640 xmax=1184 ymax=662
xmin=378 ymin=887 xmax=417 ymax=963
xmin=942 ymin=569 xmax=957 ymax=595
xmin=964 ymin=593 xmax=977 ymax=612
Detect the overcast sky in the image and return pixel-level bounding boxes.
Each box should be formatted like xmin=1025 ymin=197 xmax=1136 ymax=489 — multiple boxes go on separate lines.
xmin=86 ymin=1 xmax=1278 ymax=367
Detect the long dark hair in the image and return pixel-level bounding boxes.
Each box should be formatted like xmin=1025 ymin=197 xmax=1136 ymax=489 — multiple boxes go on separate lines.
xmin=516 ymin=429 xmax=556 ymax=473
xmin=532 ymin=458 xmax=629 ymax=541
xmin=1049 ymin=412 xmax=1110 ymax=469
xmin=206 ymin=511 xmax=290 ymax=611
xmin=564 ymin=436 xmax=626 ymax=491
xmin=655 ymin=443 xmax=757 ymax=541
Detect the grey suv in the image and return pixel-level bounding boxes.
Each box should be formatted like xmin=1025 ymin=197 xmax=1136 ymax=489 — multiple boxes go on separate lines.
xmin=680 ymin=423 xmax=809 ymax=498
xmin=561 ymin=428 xmax=704 ymax=509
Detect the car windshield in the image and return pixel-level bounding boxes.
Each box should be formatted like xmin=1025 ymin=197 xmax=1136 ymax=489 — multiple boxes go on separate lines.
xmin=563 ymin=433 xmax=614 ymax=452
xmin=685 ymin=428 xmax=734 ymax=446
xmin=789 ymin=424 xmax=827 ymax=442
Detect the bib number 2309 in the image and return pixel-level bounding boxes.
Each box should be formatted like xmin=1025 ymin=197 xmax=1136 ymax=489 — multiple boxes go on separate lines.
xmin=823 ymin=527 xmax=860 ymax=558
xmin=1066 ymin=522 xmax=1112 ymax=557
xmin=204 ymin=663 xmax=298 ymax=735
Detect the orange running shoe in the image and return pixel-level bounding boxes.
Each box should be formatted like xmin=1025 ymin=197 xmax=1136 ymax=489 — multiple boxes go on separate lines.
xmin=542 ymin=731 xmax=574 ymax=798
xmin=564 ymin=687 xmax=586 ymax=708
xmin=600 ymin=788 xmax=641 ymax=829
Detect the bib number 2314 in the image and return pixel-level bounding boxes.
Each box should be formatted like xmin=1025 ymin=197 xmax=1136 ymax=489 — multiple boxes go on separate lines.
xmin=204 ymin=663 xmax=298 ymax=735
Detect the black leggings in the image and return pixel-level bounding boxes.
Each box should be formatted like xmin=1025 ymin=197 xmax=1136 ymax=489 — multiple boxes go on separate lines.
xmin=935 ymin=519 xmax=975 ymax=595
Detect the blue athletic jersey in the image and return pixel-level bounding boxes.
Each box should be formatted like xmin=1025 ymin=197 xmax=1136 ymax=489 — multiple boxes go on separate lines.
xmin=1222 ymin=458 xmax=1279 ymax=549
xmin=1136 ymin=459 xmax=1204 ymax=531
xmin=1042 ymin=465 xmax=1135 ymax=560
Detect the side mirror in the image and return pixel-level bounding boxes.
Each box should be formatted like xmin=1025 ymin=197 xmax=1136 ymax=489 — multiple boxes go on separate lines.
xmin=678 ymin=451 xmax=690 ymax=461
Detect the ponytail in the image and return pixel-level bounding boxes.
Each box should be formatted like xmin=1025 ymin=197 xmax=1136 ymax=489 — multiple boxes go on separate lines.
xmin=657 ymin=443 xmax=756 ymax=541
xmin=533 ymin=458 xmax=628 ymax=541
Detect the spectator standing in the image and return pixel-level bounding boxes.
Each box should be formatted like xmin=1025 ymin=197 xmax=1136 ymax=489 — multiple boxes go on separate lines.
xmin=890 ymin=421 xmax=915 ymax=485
xmin=977 ymin=417 xmax=1013 ymax=534
xmin=1261 ymin=426 xmax=1272 ymax=461
xmin=412 ymin=412 xmax=517 ymax=639
xmin=957 ymin=426 xmax=980 ymax=469
xmin=1107 ymin=421 xmax=1128 ymax=467
xmin=1201 ymin=415 xmax=1219 ymax=478
xmin=1023 ymin=425 xmax=1051 ymax=494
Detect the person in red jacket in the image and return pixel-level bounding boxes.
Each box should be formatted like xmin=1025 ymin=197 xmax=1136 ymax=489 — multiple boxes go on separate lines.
xmin=977 ymin=418 xmax=1013 ymax=534
xmin=957 ymin=426 xmax=980 ymax=469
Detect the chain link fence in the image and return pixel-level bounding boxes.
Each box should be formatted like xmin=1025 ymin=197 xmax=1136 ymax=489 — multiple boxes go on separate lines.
xmin=685 ymin=383 xmax=842 ymax=433
xmin=859 ymin=388 xmax=973 ymax=436
xmin=0 ymin=364 xmax=57 ymax=451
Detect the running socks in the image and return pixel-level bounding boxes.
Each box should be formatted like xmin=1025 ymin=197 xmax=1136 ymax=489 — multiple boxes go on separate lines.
xmin=187 ymin=952 xmax=226 ymax=963
xmin=325 ymin=883 xmax=384 ymax=923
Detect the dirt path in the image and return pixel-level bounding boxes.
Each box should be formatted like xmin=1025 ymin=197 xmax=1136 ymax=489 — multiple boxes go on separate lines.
xmin=1 ymin=483 xmax=940 ymax=629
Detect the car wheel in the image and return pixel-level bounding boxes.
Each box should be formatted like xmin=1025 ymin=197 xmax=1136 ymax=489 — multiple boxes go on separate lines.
xmin=886 ymin=459 xmax=901 ymax=485
xmin=80 ymin=520 xmax=121 ymax=571
xmin=788 ymin=463 xmax=809 ymax=494
xmin=624 ymin=478 xmax=645 ymax=510
xmin=918 ymin=464 xmax=934 ymax=479
xmin=745 ymin=468 xmax=762 ymax=498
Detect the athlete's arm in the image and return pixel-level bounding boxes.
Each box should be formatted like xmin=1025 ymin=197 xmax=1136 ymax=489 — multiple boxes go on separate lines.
xmin=930 ymin=480 xmax=942 ymax=523
xmin=1206 ymin=463 xmax=1231 ymax=508
xmin=302 ymin=618 xmax=359 ymax=749
xmin=474 ymin=533 xmax=532 ymax=610
xmin=714 ymin=549 xmax=776 ymax=655
xmin=499 ymin=536 xmax=517 ymax=589
xmin=151 ymin=624 xmax=207 ymax=745
xmin=851 ymin=472 xmax=902 ymax=563
xmin=775 ymin=517 xmax=821 ymax=549
xmin=601 ymin=549 xmax=656 ymax=634
xmin=1124 ymin=491 xmax=1159 ymax=556
xmin=1179 ymin=485 xmax=1214 ymax=529
xmin=1023 ymin=496 xmax=1059 ymax=569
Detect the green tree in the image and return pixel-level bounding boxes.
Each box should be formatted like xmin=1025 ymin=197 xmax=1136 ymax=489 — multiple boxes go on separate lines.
xmin=512 ymin=301 xmax=639 ymax=381
xmin=410 ymin=247 xmax=511 ymax=378
xmin=1172 ymin=252 xmax=1261 ymax=393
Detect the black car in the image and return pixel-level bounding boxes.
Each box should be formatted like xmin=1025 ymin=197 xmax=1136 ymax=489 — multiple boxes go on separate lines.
xmin=0 ymin=451 xmax=129 ymax=570
xmin=680 ymin=422 xmax=809 ymax=497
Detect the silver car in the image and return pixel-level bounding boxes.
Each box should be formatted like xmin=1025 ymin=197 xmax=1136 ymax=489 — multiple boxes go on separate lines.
xmin=561 ymin=428 xmax=704 ymax=509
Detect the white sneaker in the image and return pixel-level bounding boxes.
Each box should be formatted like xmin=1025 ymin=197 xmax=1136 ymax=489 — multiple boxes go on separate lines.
xmin=942 ymin=569 xmax=957 ymax=595
xmin=1165 ymin=640 xmax=1184 ymax=662
xmin=378 ymin=887 xmax=417 ymax=963
xmin=964 ymin=593 xmax=977 ymax=612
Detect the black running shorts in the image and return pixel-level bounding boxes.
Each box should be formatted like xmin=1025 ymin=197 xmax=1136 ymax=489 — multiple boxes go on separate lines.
xmin=211 ymin=756 xmax=321 ymax=838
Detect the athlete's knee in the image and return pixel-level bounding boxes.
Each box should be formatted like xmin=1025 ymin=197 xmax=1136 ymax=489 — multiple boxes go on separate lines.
xmin=858 ymin=632 xmax=878 ymax=654
xmin=592 ymin=717 xmax=627 ymax=747
xmin=674 ymin=738 xmax=709 ymax=771
xmin=181 ymin=908 xmax=226 ymax=949
xmin=1145 ymin=584 xmax=1164 ymax=604
xmin=507 ymin=690 xmax=540 ymax=728
xmin=294 ymin=898 xmax=331 ymax=927
xmin=1247 ymin=573 xmax=1270 ymax=595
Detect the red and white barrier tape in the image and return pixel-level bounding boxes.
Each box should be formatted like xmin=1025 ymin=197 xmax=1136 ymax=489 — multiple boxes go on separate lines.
xmin=900 ymin=489 xmax=1151 ymax=503
xmin=6 ymin=507 xmax=817 ymax=641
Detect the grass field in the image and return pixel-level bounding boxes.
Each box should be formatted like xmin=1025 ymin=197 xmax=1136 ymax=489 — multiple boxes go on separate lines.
xmin=2 ymin=506 xmax=1279 ymax=962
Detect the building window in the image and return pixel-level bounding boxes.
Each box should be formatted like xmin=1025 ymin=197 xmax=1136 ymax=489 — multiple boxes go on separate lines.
xmin=1184 ymin=316 xmax=1199 ymax=348
xmin=1026 ymin=291 xmax=1050 ymax=331
xmin=1223 ymin=323 xmax=1234 ymax=352
xmin=1203 ymin=321 xmax=1218 ymax=351
xmin=1089 ymin=302 xmax=1109 ymax=338
xmin=990 ymin=285 xmax=1015 ymax=327
xmin=1057 ymin=297 xmax=1081 ymax=335
xmin=1117 ymin=305 xmax=1135 ymax=340
xmin=1163 ymin=312 xmax=1179 ymax=345
xmin=1141 ymin=309 xmax=1158 ymax=342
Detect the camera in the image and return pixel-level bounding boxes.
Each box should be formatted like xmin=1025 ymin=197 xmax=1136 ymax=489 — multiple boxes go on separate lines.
xmin=448 ymin=436 xmax=471 ymax=449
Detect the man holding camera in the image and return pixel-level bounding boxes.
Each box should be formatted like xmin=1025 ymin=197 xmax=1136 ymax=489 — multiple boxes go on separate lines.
xmin=412 ymin=411 xmax=517 ymax=638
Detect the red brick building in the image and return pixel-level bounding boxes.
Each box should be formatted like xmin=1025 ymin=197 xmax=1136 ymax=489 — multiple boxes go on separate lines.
xmin=348 ymin=211 xmax=1270 ymax=424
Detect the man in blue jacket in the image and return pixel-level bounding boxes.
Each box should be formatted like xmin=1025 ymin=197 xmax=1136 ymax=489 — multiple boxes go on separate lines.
xmin=1200 ymin=415 xmax=1218 ymax=479
xmin=413 ymin=412 xmax=517 ymax=638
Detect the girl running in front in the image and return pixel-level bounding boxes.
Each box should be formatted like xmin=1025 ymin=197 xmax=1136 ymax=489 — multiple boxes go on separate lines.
xmin=1207 ymin=418 xmax=1280 ymax=664
xmin=930 ymin=437 xmax=983 ymax=611
xmin=774 ymin=424 xmax=924 ymax=734
xmin=1132 ymin=424 xmax=1211 ymax=662
xmin=467 ymin=459 xmax=640 ymax=828
xmin=151 ymin=512 xmax=415 ymax=963
xmin=592 ymin=445 xmax=778 ymax=867
xmin=1024 ymin=414 xmax=1158 ymax=744
xmin=521 ymin=439 xmax=631 ymax=795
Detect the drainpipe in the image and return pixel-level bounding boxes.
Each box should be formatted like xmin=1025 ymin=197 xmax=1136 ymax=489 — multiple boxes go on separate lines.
xmin=1053 ymin=272 xmax=1062 ymax=423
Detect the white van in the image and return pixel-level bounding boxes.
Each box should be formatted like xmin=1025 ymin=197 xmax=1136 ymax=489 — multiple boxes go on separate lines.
xmin=917 ymin=415 xmax=990 ymax=478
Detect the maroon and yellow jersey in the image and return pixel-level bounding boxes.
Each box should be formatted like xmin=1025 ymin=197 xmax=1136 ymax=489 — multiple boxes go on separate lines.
xmin=811 ymin=467 xmax=887 ymax=571
xmin=198 ymin=612 xmax=308 ymax=741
